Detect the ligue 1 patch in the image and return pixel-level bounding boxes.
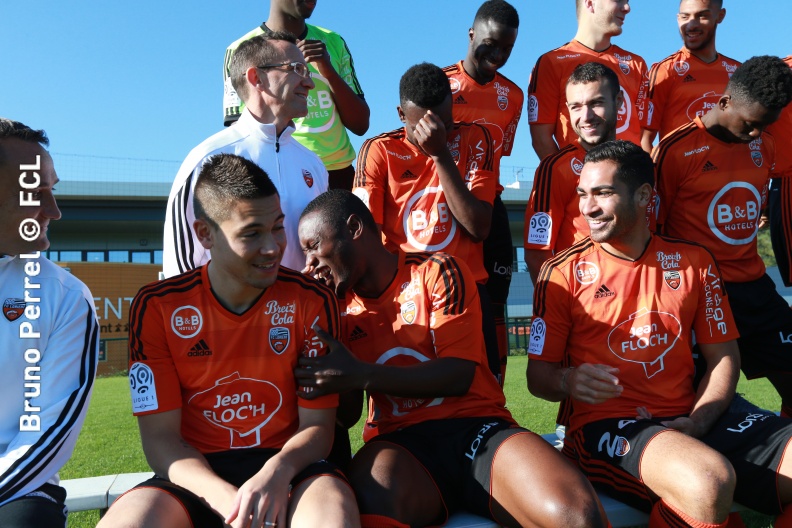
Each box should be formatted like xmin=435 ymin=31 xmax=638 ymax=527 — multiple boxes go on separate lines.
xmin=129 ymin=363 xmax=159 ymax=413
xmin=3 ymin=298 xmax=25 ymax=322
xmin=619 ymin=62 xmax=630 ymax=76
xmin=302 ymin=169 xmax=314 ymax=188
xmin=527 ymin=317 xmax=546 ymax=356
xmin=571 ymin=157 xmax=583 ymax=176
xmin=527 ymin=212 xmax=552 ymax=245
xmin=528 ymin=95 xmax=539 ymax=122
xmin=269 ymin=326 xmax=290 ymax=354
xmin=674 ymin=61 xmax=690 ymax=76
xmin=498 ymin=95 xmax=508 ymax=111
xmin=664 ymin=270 xmax=681 ymax=290
xmin=751 ymin=151 xmax=763 ymax=168
xmin=400 ymin=300 xmax=417 ymax=324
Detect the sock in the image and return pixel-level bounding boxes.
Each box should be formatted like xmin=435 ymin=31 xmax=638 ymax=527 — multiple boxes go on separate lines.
xmin=360 ymin=514 xmax=410 ymax=528
xmin=649 ymin=499 xmax=728 ymax=528
xmin=775 ymin=504 xmax=792 ymax=528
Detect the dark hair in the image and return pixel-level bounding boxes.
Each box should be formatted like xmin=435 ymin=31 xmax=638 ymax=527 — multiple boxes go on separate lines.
xmin=399 ymin=63 xmax=452 ymax=108
xmin=194 ymin=154 xmax=278 ymax=227
xmin=584 ymin=140 xmax=654 ymax=191
xmin=300 ymin=189 xmax=378 ymax=235
xmin=727 ymin=55 xmax=792 ymax=110
xmin=567 ymin=62 xmax=621 ymax=100
xmin=229 ymin=32 xmax=298 ymax=102
xmin=0 ymin=118 xmax=49 ymax=167
xmin=474 ymin=0 xmax=519 ymax=28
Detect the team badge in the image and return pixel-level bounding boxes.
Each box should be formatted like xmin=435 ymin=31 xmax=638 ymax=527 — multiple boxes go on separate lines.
xmin=619 ymin=62 xmax=630 ymax=75
xmin=497 ymin=95 xmax=508 ymax=111
xmin=269 ymin=327 xmax=290 ymax=354
xmin=3 ymin=298 xmax=25 ymax=322
xmin=302 ymin=169 xmax=314 ymax=188
xmin=673 ymin=61 xmax=690 ymax=76
xmin=450 ymin=150 xmax=460 ymax=164
xmin=571 ymin=157 xmax=584 ymax=176
xmin=664 ymin=270 xmax=681 ymax=290
xmin=449 ymin=77 xmax=461 ymax=94
xmin=400 ymin=301 xmax=417 ymax=325
xmin=751 ymin=151 xmax=763 ymax=168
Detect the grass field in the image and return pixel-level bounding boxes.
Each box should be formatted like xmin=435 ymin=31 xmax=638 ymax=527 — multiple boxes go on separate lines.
xmin=63 ymin=356 xmax=780 ymax=527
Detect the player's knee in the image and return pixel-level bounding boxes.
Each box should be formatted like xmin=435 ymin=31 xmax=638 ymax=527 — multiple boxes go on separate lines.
xmin=672 ymin=451 xmax=736 ymax=508
xmin=541 ymin=487 xmax=606 ymax=528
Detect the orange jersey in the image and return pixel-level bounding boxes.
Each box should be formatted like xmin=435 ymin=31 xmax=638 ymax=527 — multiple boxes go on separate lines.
xmin=530 ymin=235 xmax=739 ymax=435
xmin=654 ymin=117 xmax=776 ymax=282
xmin=353 ymin=125 xmax=497 ymax=283
xmin=128 ymin=265 xmax=340 ymax=454
xmin=640 ymin=48 xmax=740 ymax=140
xmin=528 ymin=40 xmax=647 ymax=148
xmin=524 ymin=144 xmax=590 ymax=252
xmin=342 ymin=251 xmax=512 ymax=435
xmin=444 ymin=61 xmax=524 ymax=160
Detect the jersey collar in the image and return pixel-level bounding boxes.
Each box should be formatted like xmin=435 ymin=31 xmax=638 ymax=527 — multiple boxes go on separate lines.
xmin=238 ymin=109 xmax=296 ymax=144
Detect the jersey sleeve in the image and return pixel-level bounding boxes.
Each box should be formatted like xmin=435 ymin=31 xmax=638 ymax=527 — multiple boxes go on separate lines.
xmin=524 ymin=154 xmax=568 ymax=251
xmin=641 ymin=61 xmax=669 ymax=131
xmin=653 ymin=139 xmax=682 ymax=232
xmin=527 ymin=53 xmax=560 ymax=125
xmin=426 ymin=255 xmax=484 ymax=363
xmin=298 ymin=287 xmax=341 ymax=409
xmin=464 ymin=125 xmax=498 ymax=206
xmin=223 ymin=43 xmax=243 ymax=126
xmin=128 ymin=288 xmax=184 ymax=416
xmin=163 ymin=164 xmax=209 ymax=279
xmin=527 ymin=263 xmax=573 ymax=363
xmin=331 ymin=34 xmax=364 ymax=96
xmin=692 ymin=249 xmax=739 ymax=343
xmin=0 ymin=289 xmax=98 ymax=507
xmin=353 ymin=138 xmax=388 ymax=225
xmin=501 ymin=89 xmax=524 ymax=157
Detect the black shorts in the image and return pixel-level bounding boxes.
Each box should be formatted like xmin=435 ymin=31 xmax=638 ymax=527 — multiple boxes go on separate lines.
xmin=0 ymin=483 xmax=67 ymax=528
xmin=724 ymin=274 xmax=792 ymax=378
xmin=482 ymin=195 xmax=513 ymax=304
xmin=367 ymin=416 xmax=528 ymax=523
xmin=574 ymin=412 xmax=792 ymax=515
xmin=127 ymin=449 xmax=347 ymax=528
xmin=769 ymin=178 xmax=792 ymax=288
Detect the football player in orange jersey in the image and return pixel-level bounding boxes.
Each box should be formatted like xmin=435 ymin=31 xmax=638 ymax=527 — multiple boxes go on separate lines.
xmin=295 ymin=190 xmax=607 ymax=528
xmin=99 ymin=155 xmax=358 ymax=528
xmin=639 ymin=0 xmax=738 ymax=151
xmin=529 ymin=140 xmax=792 ymax=528
xmin=444 ymin=0 xmax=522 ymax=385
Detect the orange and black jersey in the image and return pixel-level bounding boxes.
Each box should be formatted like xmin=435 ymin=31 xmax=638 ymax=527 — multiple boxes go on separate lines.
xmin=128 ymin=265 xmax=339 ymax=454
xmin=654 ymin=117 xmax=777 ymax=283
xmin=342 ymin=251 xmax=513 ymax=436
xmin=530 ymin=235 xmax=738 ymax=435
xmin=353 ymin=124 xmax=498 ymax=283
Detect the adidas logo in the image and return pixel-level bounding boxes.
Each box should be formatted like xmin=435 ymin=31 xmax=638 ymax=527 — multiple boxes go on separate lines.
xmin=187 ymin=339 xmax=213 ymax=357
xmin=349 ymin=325 xmax=368 ymax=342
xmin=702 ymin=160 xmax=718 ymax=172
xmin=594 ymin=284 xmax=615 ymax=299
xmin=400 ymin=169 xmax=418 ymax=179
xmin=683 ymin=74 xmax=696 ymax=83
xmin=454 ymin=95 xmax=467 ymax=104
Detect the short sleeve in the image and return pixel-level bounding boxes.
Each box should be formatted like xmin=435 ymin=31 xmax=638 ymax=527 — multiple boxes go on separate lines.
xmin=353 ymin=139 xmax=388 ymax=225
xmin=641 ymin=62 xmax=669 ymax=131
xmin=528 ymin=263 xmax=573 ymax=363
xmin=528 ymin=54 xmax=561 ymax=125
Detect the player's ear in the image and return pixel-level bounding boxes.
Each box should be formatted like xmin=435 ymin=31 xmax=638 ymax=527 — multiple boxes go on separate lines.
xmin=194 ymin=218 xmax=215 ymax=250
xmin=247 ymin=66 xmax=263 ymax=89
xmin=635 ymin=183 xmax=653 ymax=208
xmin=397 ymin=105 xmax=406 ymax=124
xmin=716 ymin=8 xmax=726 ymax=24
xmin=347 ymin=214 xmax=364 ymax=241
xmin=718 ymin=94 xmax=731 ymax=112
xmin=468 ymin=27 xmax=475 ymax=43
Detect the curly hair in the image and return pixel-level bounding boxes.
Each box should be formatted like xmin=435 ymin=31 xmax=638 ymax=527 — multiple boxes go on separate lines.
xmin=399 ymin=63 xmax=452 ymax=108
xmin=300 ymin=189 xmax=378 ymax=236
xmin=474 ymin=0 xmax=519 ymax=28
xmin=727 ymin=55 xmax=792 ymax=110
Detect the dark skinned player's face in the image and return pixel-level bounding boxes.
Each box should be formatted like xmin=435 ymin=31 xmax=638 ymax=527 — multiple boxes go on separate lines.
xmin=398 ymin=95 xmax=455 ymax=149
xmin=716 ymin=96 xmax=780 ymax=144
xmin=468 ymin=19 xmax=517 ymax=82
xmin=275 ymin=0 xmax=316 ymax=20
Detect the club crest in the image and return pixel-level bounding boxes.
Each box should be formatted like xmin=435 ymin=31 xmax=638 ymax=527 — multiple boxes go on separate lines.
xmin=400 ymin=301 xmax=417 ymax=324
xmin=664 ymin=271 xmax=681 ymax=290
xmin=302 ymin=169 xmax=314 ymax=188
xmin=269 ymin=327 xmax=290 ymax=354
xmin=3 ymin=298 xmax=25 ymax=322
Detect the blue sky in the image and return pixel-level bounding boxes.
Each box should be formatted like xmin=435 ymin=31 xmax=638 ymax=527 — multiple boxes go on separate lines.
xmin=2 ymin=1 xmax=789 ymax=181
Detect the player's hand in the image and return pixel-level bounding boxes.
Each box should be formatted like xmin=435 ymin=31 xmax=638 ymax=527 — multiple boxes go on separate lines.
xmin=636 ymin=406 xmax=652 ymax=420
xmin=298 ymin=39 xmax=333 ymax=77
xmin=224 ymin=461 xmax=290 ymax=528
xmin=567 ymin=364 xmax=623 ymax=404
xmin=413 ymin=110 xmax=449 ymax=159
xmin=294 ymin=325 xmax=368 ymax=397
xmin=661 ymin=416 xmax=703 ymax=438
xmin=757 ymin=213 xmax=769 ymax=230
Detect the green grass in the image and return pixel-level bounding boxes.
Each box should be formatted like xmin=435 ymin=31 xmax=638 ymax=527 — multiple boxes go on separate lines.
xmin=64 ymin=359 xmax=780 ymax=527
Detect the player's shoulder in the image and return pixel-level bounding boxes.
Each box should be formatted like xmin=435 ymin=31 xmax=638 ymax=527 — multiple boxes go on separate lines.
xmin=717 ymin=52 xmax=741 ymax=67
xmin=226 ymin=25 xmax=266 ymax=51
xmin=654 ymin=121 xmax=701 ymax=159
xmin=22 ymin=257 xmax=96 ymax=308
xmin=539 ymin=143 xmax=580 ymax=169
xmin=442 ymin=62 xmax=463 ymax=77
xmin=306 ymin=23 xmax=348 ymax=47
xmin=274 ymin=266 xmax=337 ymax=303
xmin=610 ymin=43 xmax=647 ymax=65
xmin=362 ymin=128 xmax=407 ymax=150
xmin=133 ymin=267 xmax=204 ymax=307
xmin=534 ymin=42 xmax=578 ymax=67
xmin=540 ymin=237 xmax=597 ymax=277
xmin=653 ymin=233 xmax=719 ymax=268
xmin=494 ymin=71 xmax=524 ymax=96
xmin=178 ymin=126 xmax=249 ymax=179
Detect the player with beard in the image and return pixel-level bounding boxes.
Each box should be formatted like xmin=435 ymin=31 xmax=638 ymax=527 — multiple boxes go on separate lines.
xmin=639 ymin=0 xmax=740 ymax=151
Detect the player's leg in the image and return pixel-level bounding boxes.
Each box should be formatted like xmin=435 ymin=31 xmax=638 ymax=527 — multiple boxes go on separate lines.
xmin=97 ymin=485 xmax=197 ymax=528
xmin=288 ymin=473 xmax=360 ymax=528
xmin=486 ymin=430 xmax=607 ymax=528
xmin=767 ymin=371 xmax=792 ymax=418
xmin=346 ymin=441 xmax=445 ymax=528
xmin=0 ymin=484 xmax=68 ymax=528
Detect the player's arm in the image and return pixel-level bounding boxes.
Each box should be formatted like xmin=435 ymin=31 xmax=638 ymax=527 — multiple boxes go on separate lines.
xmin=416 ymin=111 xmax=492 ymax=241
xmin=299 ymin=38 xmax=370 ymax=135
xmin=529 ymin=123 xmax=560 ymax=160
xmin=528 ymin=361 xmax=622 ymax=404
xmin=223 ymin=44 xmax=242 ymax=127
xmin=227 ymin=406 xmax=336 ymax=527
xmin=641 ymin=129 xmax=657 ymax=154
xmin=163 ymin=164 xmax=204 ymax=278
xmin=0 ymin=293 xmax=98 ymax=506
xmin=138 ymin=409 xmax=239 ymax=521
xmin=525 ymin=249 xmax=553 ymax=285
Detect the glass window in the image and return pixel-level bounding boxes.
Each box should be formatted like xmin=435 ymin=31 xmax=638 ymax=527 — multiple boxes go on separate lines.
xmin=87 ymin=251 xmax=105 ymax=262
xmin=57 ymin=251 xmax=82 ymax=262
xmin=108 ymin=251 xmax=130 ymax=263
xmin=153 ymin=250 xmax=163 ymax=265
xmin=131 ymin=251 xmax=152 ymax=264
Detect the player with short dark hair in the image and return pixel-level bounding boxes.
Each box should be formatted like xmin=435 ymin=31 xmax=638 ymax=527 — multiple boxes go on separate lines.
xmin=654 ymin=55 xmax=792 ymax=417
xmin=528 ymin=0 xmax=648 ymax=160
xmin=223 ymin=0 xmax=369 ymax=190
xmin=296 ymin=189 xmax=607 ymax=528
xmin=0 ymin=118 xmax=99 ymax=528
xmin=443 ymin=0 xmax=523 ymax=384
xmin=99 ymin=154 xmax=359 ymax=528
xmin=529 ymin=139 xmax=792 ymax=528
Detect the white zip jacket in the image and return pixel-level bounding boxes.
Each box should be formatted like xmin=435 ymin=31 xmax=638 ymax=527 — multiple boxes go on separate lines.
xmin=163 ymin=109 xmax=329 ymax=278
xmin=0 ymin=254 xmax=98 ymax=506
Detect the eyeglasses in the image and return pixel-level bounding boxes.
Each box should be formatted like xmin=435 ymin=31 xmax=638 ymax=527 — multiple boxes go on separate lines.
xmin=257 ymin=61 xmax=311 ymax=78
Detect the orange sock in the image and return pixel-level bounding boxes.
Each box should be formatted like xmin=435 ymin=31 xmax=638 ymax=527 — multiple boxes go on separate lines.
xmin=775 ymin=504 xmax=792 ymax=528
xmin=649 ymin=500 xmax=728 ymax=528
xmin=360 ymin=514 xmax=410 ymax=528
